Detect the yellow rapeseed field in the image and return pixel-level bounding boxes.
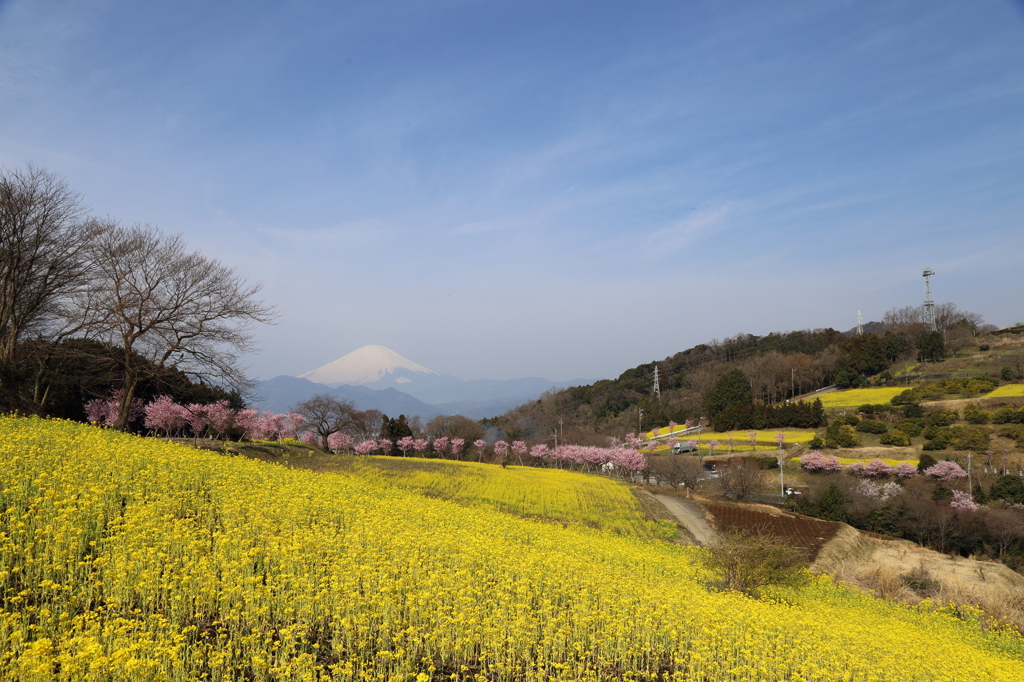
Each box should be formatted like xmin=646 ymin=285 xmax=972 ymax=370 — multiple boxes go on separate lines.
xmin=835 ymin=457 xmax=919 ymax=467
xmin=348 ymin=458 xmax=671 ymax=538
xmin=2 ymin=416 xmax=1023 ymax=681
xmin=990 ymin=384 xmax=1024 ymax=398
xmin=804 ymin=387 xmax=908 ymax=409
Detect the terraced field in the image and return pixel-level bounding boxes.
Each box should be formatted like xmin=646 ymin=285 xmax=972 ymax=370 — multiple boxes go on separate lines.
xmin=2 ymin=416 xmax=1023 ymax=681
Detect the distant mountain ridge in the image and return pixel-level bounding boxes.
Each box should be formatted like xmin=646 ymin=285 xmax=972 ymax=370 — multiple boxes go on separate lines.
xmin=252 ymin=345 xmax=592 ymax=420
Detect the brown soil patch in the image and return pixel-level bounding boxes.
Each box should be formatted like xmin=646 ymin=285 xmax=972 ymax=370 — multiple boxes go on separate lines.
xmin=701 ymin=503 xmax=843 ymax=560
xmin=815 ymin=527 xmax=1024 ymax=632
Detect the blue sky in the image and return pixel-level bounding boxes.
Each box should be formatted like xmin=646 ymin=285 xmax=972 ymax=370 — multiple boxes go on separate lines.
xmin=2 ymin=1 xmax=1022 ymax=382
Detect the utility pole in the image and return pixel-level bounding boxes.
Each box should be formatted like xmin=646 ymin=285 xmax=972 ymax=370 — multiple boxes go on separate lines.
xmin=638 ymin=407 xmax=644 ymax=435
xmin=967 ymin=452 xmax=973 ymax=493
xmin=653 ymin=366 xmax=661 ymax=401
xmin=791 ymin=368 xmax=796 ymax=400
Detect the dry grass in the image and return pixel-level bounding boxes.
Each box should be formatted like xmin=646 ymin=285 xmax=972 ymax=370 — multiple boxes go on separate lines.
xmin=815 ymin=527 xmax=1024 ymax=633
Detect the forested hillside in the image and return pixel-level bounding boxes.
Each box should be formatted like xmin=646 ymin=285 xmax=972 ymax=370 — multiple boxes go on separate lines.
xmin=485 ymin=310 xmax=1014 ymax=443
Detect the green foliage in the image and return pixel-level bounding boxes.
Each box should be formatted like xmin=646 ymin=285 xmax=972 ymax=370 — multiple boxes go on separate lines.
xmin=992 ymin=407 xmax=1024 ymax=425
xmin=947 ymin=425 xmax=991 ymax=451
xmin=817 ymin=482 xmax=848 ymax=522
xmin=902 ymin=403 xmax=924 ymax=419
xmin=963 ymin=406 xmax=991 ymax=425
xmin=1002 ymin=366 xmax=1015 ymax=382
xmin=917 ymin=331 xmax=946 ymax=362
xmin=835 ymin=334 xmax=891 ymax=388
xmin=879 ymin=430 xmax=910 ymax=446
xmin=926 ymin=411 xmax=957 ymax=427
xmin=917 ymin=453 xmax=938 ymax=474
xmin=824 ymin=423 xmax=858 ymax=449
xmin=895 ymin=419 xmax=923 ymax=437
xmin=931 ymin=484 xmax=953 ymax=503
xmin=808 ymin=436 xmax=825 ymax=449
xmin=379 ymin=414 xmax=414 ymax=442
xmin=834 ymin=414 xmax=860 ymax=427
xmin=855 ymin=419 xmax=888 ymax=434
xmin=702 ymin=369 xmax=753 ymax=420
xmin=972 ymin=482 xmax=989 ymax=505
xmin=699 ymin=528 xmax=810 ymax=596
xmin=990 ymin=476 xmax=1024 ymax=504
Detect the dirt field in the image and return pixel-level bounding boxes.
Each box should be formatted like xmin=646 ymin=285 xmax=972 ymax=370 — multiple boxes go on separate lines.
xmin=700 ymin=503 xmax=842 ymax=560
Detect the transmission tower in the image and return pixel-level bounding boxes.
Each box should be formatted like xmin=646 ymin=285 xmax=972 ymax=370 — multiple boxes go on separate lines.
xmin=856 ymin=310 xmax=864 ymax=336
xmin=652 ymin=365 xmax=661 ymax=401
xmin=922 ymin=268 xmax=936 ymax=331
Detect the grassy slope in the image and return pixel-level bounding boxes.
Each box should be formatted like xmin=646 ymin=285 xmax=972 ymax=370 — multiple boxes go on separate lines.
xmin=2 ymin=417 xmax=1023 ymax=681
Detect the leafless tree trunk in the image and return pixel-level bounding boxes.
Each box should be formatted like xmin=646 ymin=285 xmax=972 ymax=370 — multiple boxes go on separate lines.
xmin=293 ymin=394 xmax=359 ymax=449
xmin=0 ymin=164 xmax=102 ymax=367
xmin=716 ymin=458 xmax=767 ymax=501
xmin=74 ymin=223 xmax=276 ymax=429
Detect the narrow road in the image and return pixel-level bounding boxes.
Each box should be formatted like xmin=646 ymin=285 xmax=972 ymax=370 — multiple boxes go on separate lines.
xmin=655 ymin=494 xmax=717 ymax=546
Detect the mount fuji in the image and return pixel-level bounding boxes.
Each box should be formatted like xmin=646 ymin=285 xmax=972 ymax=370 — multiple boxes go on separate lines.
xmin=254 ymin=345 xmax=591 ymax=420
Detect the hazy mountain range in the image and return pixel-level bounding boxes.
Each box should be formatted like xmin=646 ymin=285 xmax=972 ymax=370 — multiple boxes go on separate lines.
xmin=254 ymin=345 xmax=591 ymax=420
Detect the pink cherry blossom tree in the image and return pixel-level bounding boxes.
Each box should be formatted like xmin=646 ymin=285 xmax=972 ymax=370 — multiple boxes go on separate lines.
xmin=473 ymin=438 xmax=487 ymax=462
xmin=950 ymin=490 xmax=979 ymax=512
xmin=396 ymin=436 xmax=415 ymax=457
xmin=511 ymin=440 xmax=527 ymax=465
xmin=493 ymin=440 xmax=510 ymax=461
xmin=205 ymin=400 xmax=235 ymax=440
xmin=450 ymin=438 xmax=465 ymax=460
xmin=924 ymin=461 xmax=968 ymax=482
xmin=432 ymin=437 xmax=449 ymax=459
xmin=377 ymin=438 xmax=393 ymax=456
xmin=413 ymin=438 xmax=429 ymax=457
xmin=354 ymin=440 xmax=377 ymax=456
xmin=327 ymin=431 xmax=353 ymax=453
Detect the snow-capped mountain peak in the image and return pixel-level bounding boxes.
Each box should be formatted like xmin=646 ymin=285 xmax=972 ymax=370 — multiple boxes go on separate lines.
xmin=297 ymin=345 xmax=439 ymax=385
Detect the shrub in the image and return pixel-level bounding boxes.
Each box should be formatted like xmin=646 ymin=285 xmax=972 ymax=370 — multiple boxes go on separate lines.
xmin=855 ymin=419 xmax=888 ymax=434
xmin=947 ymin=425 xmax=990 ymax=451
xmin=990 ymin=475 xmax=1024 ymax=504
xmin=963 ymin=407 xmax=991 ymax=424
xmin=992 ymin=407 xmax=1024 ymax=425
xmin=699 ymin=528 xmax=810 ymax=596
xmin=979 ymin=344 xmax=990 ymax=351
xmin=890 ymin=389 xmax=918 ymax=405
xmin=824 ymin=423 xmax=858 ymax=449
xmin=902 ymin=403 xmax=924 ymax=419
xmin=808 ymin=435 xmax=825 ymax=449
xmin=879 ymin=430 xmax=910 ymax=446
xmin=916 ymin=453 xmax=938 ymax=474
xmin=927 ymin=411 xmax=957 ymax=427
xmin=834 ymin=414 xmax=860 ymax=427
xmin=1001 ymin=366 xmax=1015 ymax=381
xmin=895 ymin=419 xmax=923 ymax=437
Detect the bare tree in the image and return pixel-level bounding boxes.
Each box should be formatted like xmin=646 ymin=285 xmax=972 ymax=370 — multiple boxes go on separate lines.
xmin=351 ymin=409 xmax=384 ymax=441
xmin=0 ymin=164 xmax=102 ymax=366
xmin=75 ymin=223 xmax=276 ymax=429
xmin=985 ymin=509 xmax=1023 ymax=560
xmin=293 ymin=394 xmax=359 ymax=449
xmin=716 ymin=457 xmax=767 ymax=501
xmin=650 ymin=456 xmax=705 ymax=497
xmin=425 ymin=414 xmax=484 ymax=453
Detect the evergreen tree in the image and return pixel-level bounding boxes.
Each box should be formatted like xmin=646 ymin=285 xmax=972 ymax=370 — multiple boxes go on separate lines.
xmin=817 ymin=483 xmax=847 ymax=522
xmin=702 ymin=369 xmax=752 ymax=420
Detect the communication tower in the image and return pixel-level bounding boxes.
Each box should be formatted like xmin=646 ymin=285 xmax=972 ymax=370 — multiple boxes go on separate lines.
xmin=856 ymin=310 xmax=864 ymax=336
xmin=922 ymin=268 xmax=936 ymax=331
xmin=653 ymin=365 xmax=661 ymax=401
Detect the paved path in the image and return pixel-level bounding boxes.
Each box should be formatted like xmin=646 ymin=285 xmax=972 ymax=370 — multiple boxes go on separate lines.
xmin=655 ymin=494 xmax=717 ymax=546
